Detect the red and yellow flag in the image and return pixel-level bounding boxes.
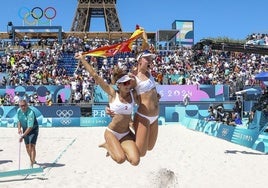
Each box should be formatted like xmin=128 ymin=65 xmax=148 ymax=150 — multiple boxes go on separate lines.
xmin=82 ymin=28 xmax=144 ymax=57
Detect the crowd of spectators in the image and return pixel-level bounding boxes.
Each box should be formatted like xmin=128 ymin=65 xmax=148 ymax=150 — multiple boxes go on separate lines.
xmin=246 ymin=33 xmax=268 ymax=46
xmin=0 ymin=33 xmax=268 ymax=107
xmin=205 ymin=103 xmax=243 ymax=126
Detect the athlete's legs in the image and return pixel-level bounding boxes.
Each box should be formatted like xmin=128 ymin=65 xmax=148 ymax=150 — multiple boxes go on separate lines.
xmin=133 ymin=113 xmax=150 ymax=157
xmin=121 ymin=134 xmax=140 ymax=166
xmin=148 ymin=120 xmax=158 ymax=151
xmin=103 ymin=130 xmax=126 ymax=164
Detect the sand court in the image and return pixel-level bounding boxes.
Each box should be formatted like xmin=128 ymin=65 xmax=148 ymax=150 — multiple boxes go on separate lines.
xmin=0 ymin=125 xmax=268 ymax=188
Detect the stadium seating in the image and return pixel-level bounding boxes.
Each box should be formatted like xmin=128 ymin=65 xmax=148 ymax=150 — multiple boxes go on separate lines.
xmin=58 ymin=52 xmax=77 ymax=76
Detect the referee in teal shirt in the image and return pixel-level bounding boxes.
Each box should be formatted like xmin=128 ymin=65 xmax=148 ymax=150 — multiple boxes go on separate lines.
xmin=17 ymin=99 xmax=39 ymax=168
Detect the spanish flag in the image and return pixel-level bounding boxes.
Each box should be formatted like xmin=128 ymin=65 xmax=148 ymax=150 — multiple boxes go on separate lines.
xmin=82 ymin=28 xmax=144 ymax=57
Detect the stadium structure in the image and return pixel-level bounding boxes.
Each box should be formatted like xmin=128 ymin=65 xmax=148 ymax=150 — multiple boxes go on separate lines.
xmin=0 ymin=0 xmax=267 ymax=54
xmin=0 ymin=0 xmax=267 ymax=154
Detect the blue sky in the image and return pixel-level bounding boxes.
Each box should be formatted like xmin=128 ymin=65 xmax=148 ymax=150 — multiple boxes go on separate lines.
xmin=1 ymin=0 xmax=268 ymax=43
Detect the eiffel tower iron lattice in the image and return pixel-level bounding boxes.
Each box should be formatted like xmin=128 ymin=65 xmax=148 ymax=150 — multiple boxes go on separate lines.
xmin=71 ymin=0 xmax=122 ymax=32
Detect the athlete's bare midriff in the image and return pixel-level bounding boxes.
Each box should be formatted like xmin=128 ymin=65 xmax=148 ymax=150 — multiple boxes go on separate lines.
xmin=137 ymin=88 xmax=159 ymax=116
xmin=108 ymin=114 xmax=132 ymax=133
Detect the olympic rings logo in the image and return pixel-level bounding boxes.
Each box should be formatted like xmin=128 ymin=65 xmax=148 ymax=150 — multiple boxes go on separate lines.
xmin=56 ymin=110 xmax=73 ymax=118
xmin=18 ymin=7 xmax=57 ymax=26
xmin=56 ymin=110 xmax=73 ymax=126
xmin=60 ymin=118 xmax=72 ymax=125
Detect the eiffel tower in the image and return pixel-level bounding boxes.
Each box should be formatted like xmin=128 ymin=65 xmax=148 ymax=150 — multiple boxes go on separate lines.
xmin=71 ymin=0 xmax=122 ymax=32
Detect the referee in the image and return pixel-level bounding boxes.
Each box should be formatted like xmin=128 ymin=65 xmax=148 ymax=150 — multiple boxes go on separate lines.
xmin=17 ymin=99 xmax=39 ymax=168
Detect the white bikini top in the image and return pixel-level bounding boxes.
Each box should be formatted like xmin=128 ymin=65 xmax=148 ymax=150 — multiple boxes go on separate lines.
xmin=109 ymin=91 xmax=134 ymax=115
xmin=135 ymin=74 xmax=156 ymax=95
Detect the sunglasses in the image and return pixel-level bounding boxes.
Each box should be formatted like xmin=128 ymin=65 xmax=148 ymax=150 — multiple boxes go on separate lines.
xmin=121 ymin=80 xmax=131 ymax=86
xmin=19 ymin=104 xmax=26 ymax=107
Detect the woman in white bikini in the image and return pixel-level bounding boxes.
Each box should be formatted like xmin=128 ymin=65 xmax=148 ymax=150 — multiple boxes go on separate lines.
xmin=75 ymin=53 xmax=140 ymax=166
xmin=105 ymin=28 xmax=160 ymax=157
xmin=133 ymin=51 xmax=159 ymax=157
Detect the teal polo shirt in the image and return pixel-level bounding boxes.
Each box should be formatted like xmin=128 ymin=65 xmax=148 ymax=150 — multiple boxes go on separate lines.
xmin=16 ymin=108 xmax=38 ymax=131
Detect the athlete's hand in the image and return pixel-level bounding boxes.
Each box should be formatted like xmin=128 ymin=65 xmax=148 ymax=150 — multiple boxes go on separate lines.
xmin=105 ymin=106 xmax=115 ymax=117
xmin=74 ymin=52 xmax=84 ymax=60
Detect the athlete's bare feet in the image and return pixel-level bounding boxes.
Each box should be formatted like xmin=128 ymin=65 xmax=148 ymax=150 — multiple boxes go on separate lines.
xmin=98 ymin=142 xmax=106 ymax=148
xmin=99 ymin=142 xmax=110 ymax=157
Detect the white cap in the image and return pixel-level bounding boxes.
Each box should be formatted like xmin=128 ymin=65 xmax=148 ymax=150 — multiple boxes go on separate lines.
xmin=136 ymin=51 xmax=156 ymax=61
xmin=116 ymin=75 xmax=132 ymax=84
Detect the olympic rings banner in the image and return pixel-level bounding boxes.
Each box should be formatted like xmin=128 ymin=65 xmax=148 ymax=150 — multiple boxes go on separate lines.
xmin=18 ymin=6 xmax=57 ymax=26
xmin=0 ymin=106 xmax=81 ymax=127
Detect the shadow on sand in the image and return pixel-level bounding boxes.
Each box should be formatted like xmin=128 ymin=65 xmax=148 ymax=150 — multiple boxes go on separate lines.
xmin=0 ymin=160 xmax=13 ymax=165
xmin=0 ymin=162 xmax=65 ymax=183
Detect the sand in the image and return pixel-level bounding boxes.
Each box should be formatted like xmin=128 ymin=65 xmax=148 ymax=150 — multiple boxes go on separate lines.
xmin=1 ymin=125 xmax=267 ymax=188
